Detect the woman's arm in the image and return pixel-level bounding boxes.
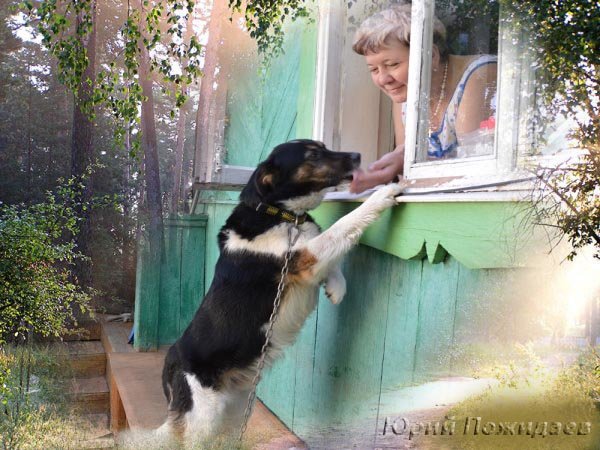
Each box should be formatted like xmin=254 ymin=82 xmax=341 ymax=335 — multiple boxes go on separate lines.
xmin=393 ymin=102 xmax=405 ymax=152
xmin=455 ymin=62 xmax=497 ymax=136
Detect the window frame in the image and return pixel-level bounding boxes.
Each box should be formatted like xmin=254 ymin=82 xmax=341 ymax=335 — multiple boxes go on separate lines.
xmin=194 ymin=0 xmax=533 ymax=194
xmin=314 ymin=0 xmax=530 ymax=185
xmin=402 ymin=1 xmax=520 ymax=179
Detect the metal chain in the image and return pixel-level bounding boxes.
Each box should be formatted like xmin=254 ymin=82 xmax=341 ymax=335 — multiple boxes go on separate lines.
xmin=238 ymin=223 xmax=301 ymax=441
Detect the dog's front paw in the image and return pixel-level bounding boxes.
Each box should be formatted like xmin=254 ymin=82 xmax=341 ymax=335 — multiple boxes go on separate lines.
xmin=365 ymin=183 xmax=403 ymax=210
xmin=324 ymin=271 xmax=346 ymax=305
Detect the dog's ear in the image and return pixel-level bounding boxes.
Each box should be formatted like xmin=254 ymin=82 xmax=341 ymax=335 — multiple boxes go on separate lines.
xmin=240 ymin=162 xmax=276 ymax=206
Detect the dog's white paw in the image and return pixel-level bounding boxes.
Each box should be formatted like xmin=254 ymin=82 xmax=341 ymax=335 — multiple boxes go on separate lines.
xmin=365 ymin=183 xmax=403 ymax=210
xmin=324 ymin=271 xmax=346 ymax=305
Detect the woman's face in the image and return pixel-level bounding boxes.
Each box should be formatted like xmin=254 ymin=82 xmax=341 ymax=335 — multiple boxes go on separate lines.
xmin=365 ymin=40 xmax=410 ymax=103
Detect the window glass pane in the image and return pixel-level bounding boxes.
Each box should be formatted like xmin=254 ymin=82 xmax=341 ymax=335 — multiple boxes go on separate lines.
xmin=415 ymin=0 xmax=499 ymax=162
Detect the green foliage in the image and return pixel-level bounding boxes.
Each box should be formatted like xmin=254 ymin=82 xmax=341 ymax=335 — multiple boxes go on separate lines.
xmin=20 ymin=0 xmax=310 ymax=154
xmin=228 ymin=0 xmax=311 ymax=62
xmin=541 ymin=150 xmax=600 ymax=260
xmin=504 ymin=0 xmax=598 ymax=148
xmin=0 ymin=178 xmax=93 ymax=343
xmin=22 ymin=0 xmax=204 ymax=156
xmin=502 ymin=0 xmax=600 ymax=259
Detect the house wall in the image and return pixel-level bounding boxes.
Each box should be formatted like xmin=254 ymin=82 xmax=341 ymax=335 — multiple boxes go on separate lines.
xmin=132 ymin=12 xmax=547 ymax=447
xmin=193 ymin=195 xmax=538 ymax=448
xmin=134 ymin=215 xmax=207 ymax=350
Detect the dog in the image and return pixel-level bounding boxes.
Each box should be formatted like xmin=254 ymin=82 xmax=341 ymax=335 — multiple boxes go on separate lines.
xmin=158 ymin=139 xmax=401 ymax=444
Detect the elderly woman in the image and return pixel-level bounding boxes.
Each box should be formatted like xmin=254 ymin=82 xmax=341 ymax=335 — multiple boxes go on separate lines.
xmin=350 ymin=4 xmax=497 ymax=193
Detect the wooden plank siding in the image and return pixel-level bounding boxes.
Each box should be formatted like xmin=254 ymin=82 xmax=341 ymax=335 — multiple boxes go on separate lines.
xmin=186 ymin=196 xmax=515 ymax=447
xmin=223 ymin=21 xmax=305 ymax=169
xmin=263 ymin=249 xmax=498 ymax=448
xmin=134 ymin=215 xmax=208 ymax=350
xmin=134 ymin=192 xmax=530 ymax=446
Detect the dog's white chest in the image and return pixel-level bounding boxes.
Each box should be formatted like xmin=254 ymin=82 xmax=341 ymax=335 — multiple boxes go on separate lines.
xmin=265 ymin=284 xmax=318 ymax=363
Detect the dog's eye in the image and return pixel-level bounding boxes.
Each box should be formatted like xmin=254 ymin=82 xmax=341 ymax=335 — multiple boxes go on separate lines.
xmin=306 ymin=151 xmax=319 ymax=161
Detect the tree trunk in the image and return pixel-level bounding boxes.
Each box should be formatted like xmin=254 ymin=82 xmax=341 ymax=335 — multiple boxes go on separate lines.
xmin=134 ymin=3 xmax=164 ymax=349
xmin=70 ymin=0 xmax=97 ymax=288
xmin=26 ymin=79 xmax=32 ymax=201
xmin=194 ymin=0 xmax=227 ymax=184
xmin=138 ymin=40 xmax=163 ymax=238
xmin=170 ymin=10 xmax=196 ymax=214
xmin=171 ymin=98 xmax=189 ymax=213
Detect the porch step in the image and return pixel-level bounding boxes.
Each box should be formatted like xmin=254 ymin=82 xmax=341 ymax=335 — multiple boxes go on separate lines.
xmin=102 ymin=320 xmax=307 ymax=448
xmin=107 ymin=350 xmax=306 ymax=448
xmin=107 ymin=351 xmax=167 ymax=430
xmin=69 ymin=376 xmax=110 ymax=414
xmin=100 ymin=319 xmax=134 ymax=354
xmin=63 ymin=341 xmax=107 ymax=378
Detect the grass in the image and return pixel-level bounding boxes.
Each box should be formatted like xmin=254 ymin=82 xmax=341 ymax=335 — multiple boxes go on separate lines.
xmin=0 ymin=343 xmax=102 ymax=450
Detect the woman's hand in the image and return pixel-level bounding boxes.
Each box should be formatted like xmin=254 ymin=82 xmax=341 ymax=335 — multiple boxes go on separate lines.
xmin=349 ymin=146 xmax=405 ymax=194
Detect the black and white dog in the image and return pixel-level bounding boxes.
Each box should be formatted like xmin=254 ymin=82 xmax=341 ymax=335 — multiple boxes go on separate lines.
xmin=159 ymin=139 xmax=401 ymax=442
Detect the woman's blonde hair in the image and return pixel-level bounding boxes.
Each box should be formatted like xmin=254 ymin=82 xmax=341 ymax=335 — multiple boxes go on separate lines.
xmin=352 ymin=4 xmax=448 ymax=61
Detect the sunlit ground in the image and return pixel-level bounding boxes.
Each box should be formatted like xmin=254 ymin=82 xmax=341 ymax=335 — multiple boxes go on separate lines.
xmin=417 ymin=348 xmax=600 ymax=449
xmin=413 ymin=246 xmax=600 ymax=450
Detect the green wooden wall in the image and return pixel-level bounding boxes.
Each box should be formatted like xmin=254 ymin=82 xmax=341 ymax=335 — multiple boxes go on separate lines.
xmin=194 ymin=195 xmax=528 ymax=448
xmin=134 ymin=215 xmax=207 ymax=350
xmin=223 ymin=20 xmax=309 ymax=167
xmin=132 ymin=10 xmax=542 ymax=447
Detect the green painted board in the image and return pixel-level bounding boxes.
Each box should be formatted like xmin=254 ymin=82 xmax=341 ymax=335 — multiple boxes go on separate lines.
xmin=134 ymin=216 xmax=208 ymax=349
xmin=224 ymin=21 xmax=305 ymax=168
xmin=179 ymin=215 xmax=208 ymax=334
xmin=290 ymin=310 xmax=319 ymax=429
xmin=158 ymin=223 xmax=182 ymax=344
xmin=133 ymin=229 xmax=162 ymax=351
xmin=311 ymin=201 xmax=541 ymax=269
xmin=412 ymin=257 xmax=460 ymax=381
xmin=379 ymin=258 xmax=423 ymax=389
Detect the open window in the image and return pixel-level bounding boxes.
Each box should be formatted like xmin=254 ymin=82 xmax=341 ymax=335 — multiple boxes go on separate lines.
xmin=315 ymin=0 xmax=549 ymax=186
xmin=192 ymin=11 xmax=313 ymax=191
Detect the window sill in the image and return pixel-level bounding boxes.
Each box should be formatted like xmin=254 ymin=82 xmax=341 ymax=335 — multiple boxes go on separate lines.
xmin=315 ymin=174 xmax=545 ymax=269
xmin=325 ymin=172 xmax=534 ymax=203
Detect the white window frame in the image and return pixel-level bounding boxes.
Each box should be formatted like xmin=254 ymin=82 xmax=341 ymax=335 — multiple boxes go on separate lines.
xmin=314 ymin=0 xmax=531 ymax=184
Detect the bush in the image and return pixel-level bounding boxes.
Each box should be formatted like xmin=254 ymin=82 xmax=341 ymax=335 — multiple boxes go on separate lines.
xmin=0 ymin=178 xmax=93 ymax=343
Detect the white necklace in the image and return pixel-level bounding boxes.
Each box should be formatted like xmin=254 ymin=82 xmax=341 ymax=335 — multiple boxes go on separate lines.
xmin=431 ymin=61 xmax=448 ymax=125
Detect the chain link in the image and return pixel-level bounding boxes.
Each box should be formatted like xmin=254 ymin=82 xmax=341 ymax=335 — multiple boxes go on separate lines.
xmin=238 ymin=223 xmax=301 ymax=441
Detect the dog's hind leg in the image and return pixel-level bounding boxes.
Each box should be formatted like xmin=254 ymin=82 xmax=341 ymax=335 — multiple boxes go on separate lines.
xmin=217 ymin=388 xmax=252 ymax=437
xmin=182 ymin=373 xmax=229 ymax=443
xmin=306 ymin=183 xmax=402 ymax=279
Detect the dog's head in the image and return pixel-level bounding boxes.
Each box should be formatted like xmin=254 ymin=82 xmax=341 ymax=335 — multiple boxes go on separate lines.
xmin=240 ymin=140 xmax=360 ymax=212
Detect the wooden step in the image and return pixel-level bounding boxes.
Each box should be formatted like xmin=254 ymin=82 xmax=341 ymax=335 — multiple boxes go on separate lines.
xmin=69 ymin=376 xmax=110 ymax=414
xmin=100 ymin=320 xmax=134 ymax=354
xmin=62 ymin=341 xmax=107 ymax=378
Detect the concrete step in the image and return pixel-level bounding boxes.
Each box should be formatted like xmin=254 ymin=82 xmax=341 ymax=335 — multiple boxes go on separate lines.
xmin=69 ymin=376 xmax=110 ymax=414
